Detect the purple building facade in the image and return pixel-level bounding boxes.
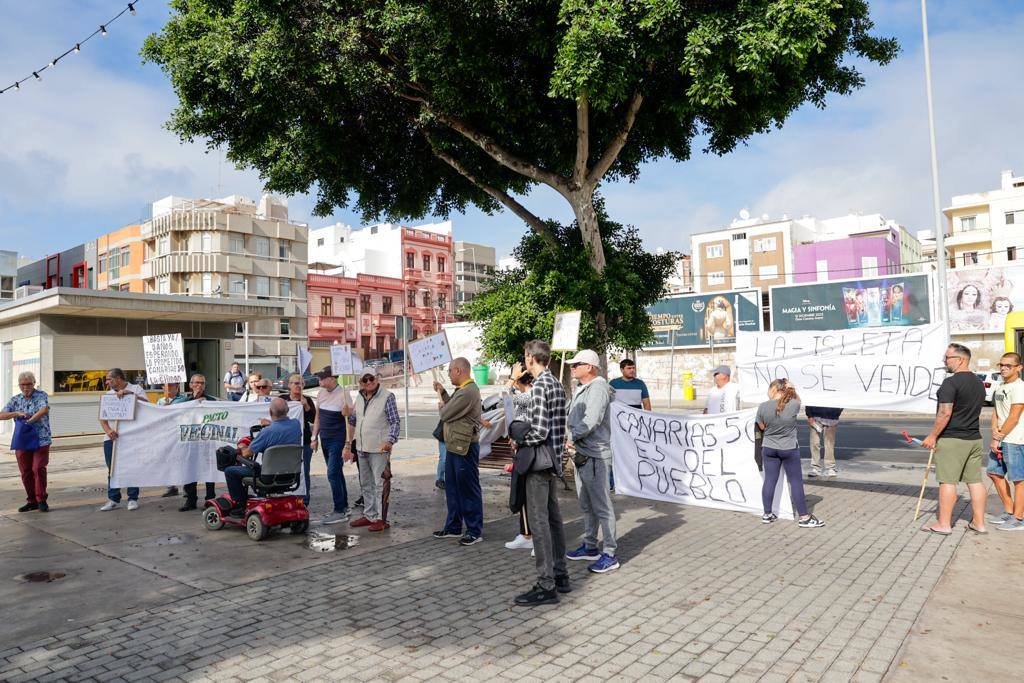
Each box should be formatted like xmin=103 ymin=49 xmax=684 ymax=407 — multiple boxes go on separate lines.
xmin=793 ymin=229 xmax=902 ymax=283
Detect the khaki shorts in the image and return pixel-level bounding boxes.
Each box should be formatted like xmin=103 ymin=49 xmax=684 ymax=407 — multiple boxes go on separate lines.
xmin=934 ymin=438 xmax=984 ymax=484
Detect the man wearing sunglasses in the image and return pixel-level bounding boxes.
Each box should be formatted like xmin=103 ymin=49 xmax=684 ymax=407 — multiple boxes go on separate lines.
xmin=178 ymin=373 xmax=219 ymax=511
xmin=345 ymin=367 xmax=400 ymax=532
xmin=988 ymin=352 xmax=1024 ymax=531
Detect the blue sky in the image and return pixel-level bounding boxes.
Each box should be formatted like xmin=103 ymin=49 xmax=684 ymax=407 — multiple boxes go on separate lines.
xmin=1 ymin=1 xmax=1022 ymax=262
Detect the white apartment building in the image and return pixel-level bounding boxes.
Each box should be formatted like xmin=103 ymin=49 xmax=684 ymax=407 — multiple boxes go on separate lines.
xmin=942 ymin=169 xmax=1024 ymax=268
xmin=140 ymin=194 xmax=308 ymax=378
xmin=0 ymin=250 xmax=16 ymax=299
xmin=454 ymin=241 xmax=497 ymax=305
xmin=308 ymin=220 xmax=453 ymax=277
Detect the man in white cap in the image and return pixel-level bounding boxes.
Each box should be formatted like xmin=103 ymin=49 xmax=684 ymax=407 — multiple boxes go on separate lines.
xmin=704 ymin=364 xmax=740 ymax=415
xmin=345 ymin=366 xmax=400 ymax=532
xmin=564 ymin=349 xmax=619 ymax=574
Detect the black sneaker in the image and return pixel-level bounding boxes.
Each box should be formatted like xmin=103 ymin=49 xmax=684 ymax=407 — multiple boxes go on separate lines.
xmin=555 ymin=574 xmax=572 ymax=594
xmin=161 ymin=486 xmax=179 ymax=498
xmin=354 ymin=496 xmax=365 ymax=507
xmin=798 ymin=515 xmax=826 ymax=528
xmin=38 ymin=501 xmax=49 ymax=512
xmin=434 ymin=480 xmax=445 ymax=490
xmin=433 ymin=530 xmax=461 ymax=539
xmin=761 ymin=513 xmax=778 ymax=524
xmin=514 ymin=584 xmax=559 ymax=607
xmin=179 ymin=500 xmax=198 ymax=512
xmin=458 ymin=535 xmax=483 ymax=546
xmin=17 ymin=502 xmax=39 ymax=513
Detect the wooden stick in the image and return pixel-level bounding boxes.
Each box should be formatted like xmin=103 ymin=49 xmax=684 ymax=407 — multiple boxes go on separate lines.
xmin=913 ymin=447 xmax=936 ymax=522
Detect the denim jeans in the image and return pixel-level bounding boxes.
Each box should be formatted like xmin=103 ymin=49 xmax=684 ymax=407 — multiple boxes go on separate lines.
xmin=225 ymin=464 xmax=254 ymax=507
xmin=442 ymin=443 xmax=482 ymax=537
xmin=227 ymin=393 xmax=242 ymax=402
xmin=302 ymin=444 xmax=313 ymax=505
xmin=321 ymin=435 xmax=349 ymax=513
xmin=104 ymin=439 xmax=139 ymax=503
xmin=436 ymin=442 xmax=446 ymax=483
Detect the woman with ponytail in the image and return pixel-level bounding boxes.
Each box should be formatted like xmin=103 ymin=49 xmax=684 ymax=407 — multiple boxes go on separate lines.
xmin=756 ymin=379 xmax=825 ymax=528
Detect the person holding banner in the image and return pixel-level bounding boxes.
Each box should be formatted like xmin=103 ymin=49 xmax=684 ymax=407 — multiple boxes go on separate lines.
xmin=920 ymin=344 xmax=987 ymax=535
xmin=99 ymin=368 xmax=149 ymax=511
xmin=609 ymin=359 xmax=651 ymax=492
xmin=178 ymin=374 xmax=219 ymax=511
xmin=312 ymin=367 xmax=354 ymax=524
xmin=239 ymin=373 xmax=263 ymax=403
xmin=1 ymin=372 xmax=53 ymax=512
xmin=282 ymin=373 xmax=317 ymax=506
xmin=756 ymin=379 xmax=825 ymax=528
xmin=565 ymin=349 xmax=620 ymax=574
xmin=222 ymin=362 xmax=246 ymax=401
xmin=345 ymin=367 xmax=400 ymax=532
xmin=988 ymin=353 xmax=1024 ymax=531
xmin=156 ymin=381 xmax=185 ymax=499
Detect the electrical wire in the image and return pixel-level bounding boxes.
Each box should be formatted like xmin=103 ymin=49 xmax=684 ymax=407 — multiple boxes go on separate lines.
xmin=0 ymin=2 xmax=141 ymax=96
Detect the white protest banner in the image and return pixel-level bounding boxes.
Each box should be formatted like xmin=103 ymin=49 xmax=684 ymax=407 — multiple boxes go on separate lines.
xmin=298 ymin=346 xmax=313 ymax=374
xmin=736 ymin=322 xmax=948 ymax=413
xmin=409 ymin=331 xmax=452 ymax=374
xmin=110 ymin=401 xmax=305 ymax=491
xmin=99 ymin=394 xmax=137 ymax=421
xmin=611 ymin=405 xmax=793 ymax=518
xmin=552 ymin=310 xmax=582 ymax=351
xmin=330 ymin=343 xmax=354 ymax=376
xmin=142 ymin=333 xmax=188 ymax=384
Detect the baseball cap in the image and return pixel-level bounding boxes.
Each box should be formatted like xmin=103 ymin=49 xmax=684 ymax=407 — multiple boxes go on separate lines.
xmin=359 ymin=367 xmax=381 ymax=379
xmin=566 ymin=349 xmax=601 ymax=368
xmin=314 ymin=366 xmax=335 ymax=380
xmin=712 ymin=365 xmax=732 ymax=377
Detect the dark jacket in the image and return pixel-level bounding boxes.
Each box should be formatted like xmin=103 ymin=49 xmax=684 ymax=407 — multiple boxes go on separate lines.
xmin=805 ymin=406 xmax=843 ymax=420
xmin=439 ymin=380 xmax=482 ymax=455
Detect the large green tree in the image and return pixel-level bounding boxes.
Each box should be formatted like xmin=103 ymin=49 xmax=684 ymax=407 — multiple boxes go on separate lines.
xmin=144 ymin=1 xmax=896 ymax=282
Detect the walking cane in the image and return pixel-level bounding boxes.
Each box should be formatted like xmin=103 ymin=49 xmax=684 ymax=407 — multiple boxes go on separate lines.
xmin=913 ymin=447 xmax=935 ymax=522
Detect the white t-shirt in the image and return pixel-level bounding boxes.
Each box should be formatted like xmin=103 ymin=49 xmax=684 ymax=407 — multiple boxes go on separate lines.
xmin=316 ymin=384 xmax=354 ymax=413
xmin=705 ymin=382 xmax=740 ymax=415
xmin=103 ymin=383 xmax=149 ymax=441
xmin=995 ymin=378 xmax=1024 ymax=444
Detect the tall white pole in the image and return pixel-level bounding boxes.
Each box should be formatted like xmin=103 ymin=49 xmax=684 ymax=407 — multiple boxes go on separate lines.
xmin=401 ymin=297 xmax=409 ymax=440
xmin=921 ymin=0 xmax=949 ymax=332
xmin=243 ymin=279 xmax=250 ymax=375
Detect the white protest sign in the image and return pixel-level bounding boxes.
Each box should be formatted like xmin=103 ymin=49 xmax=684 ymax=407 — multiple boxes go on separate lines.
xmin=110 ymin=401 xmax=305 ymax=492
xmin=408 ymin=331 xmax=452 ymax=374
xmin=142 ymin=333 xmax=188 ymax=384
xmin=99 ymin=394 xmax=137 ymax=421
xmin=611 ymin=405 xmax=793 ymax=518
xmin=298 ymin=347 xmax=313 ymax=374
xmin=736 ymin=322 xmax=948 ymax=413
xmin=330 ymin=344 xmax=354 ymax=376
xmin=552 ymin=310 xmax=582 ymax=351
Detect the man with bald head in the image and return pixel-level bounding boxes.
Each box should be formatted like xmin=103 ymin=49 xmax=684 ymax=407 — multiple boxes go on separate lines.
xmin=432 ymin=357 xmax=484 ymax=545
xmin=224 ymin=397 xmax=302 ymax=517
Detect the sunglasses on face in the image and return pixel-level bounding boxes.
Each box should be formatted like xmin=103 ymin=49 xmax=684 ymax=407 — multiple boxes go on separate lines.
xmin=999 ymin=363 xmax=1020 ymax=368
xmin=257 ymin=384 xmax=270 ymax=389
xmin=359 ymin=377 xmax=377 ymax=384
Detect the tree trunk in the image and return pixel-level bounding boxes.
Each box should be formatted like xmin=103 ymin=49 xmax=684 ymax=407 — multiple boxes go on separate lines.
xmin=570 ymin=191 xmax=606 ymax=274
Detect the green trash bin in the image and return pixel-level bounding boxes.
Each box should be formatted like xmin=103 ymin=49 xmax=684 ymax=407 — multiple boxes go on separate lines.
xmin=472 ymin=364 xmax=489 ymax=385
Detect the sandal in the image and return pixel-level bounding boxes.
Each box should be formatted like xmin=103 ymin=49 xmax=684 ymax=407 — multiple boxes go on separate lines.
xmin=920 ymin=525 xmax=952 ymax=536
xmin=966 ymin=523 xmax=988 ymax=534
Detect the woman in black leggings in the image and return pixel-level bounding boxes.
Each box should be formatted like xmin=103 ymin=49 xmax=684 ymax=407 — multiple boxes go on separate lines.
xmin=756 ymin=378 xmax=825 ymax=528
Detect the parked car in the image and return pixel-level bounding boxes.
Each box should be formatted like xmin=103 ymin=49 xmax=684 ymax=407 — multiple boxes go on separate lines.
xmin=977 ymin=372 xmax=1003 ymax=405
xmin=271 ymin=372 xmax=320 ymax=393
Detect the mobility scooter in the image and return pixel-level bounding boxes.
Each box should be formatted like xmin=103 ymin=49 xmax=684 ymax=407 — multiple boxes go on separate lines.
xmin=204 ymin=426 xmax=310 ymax=541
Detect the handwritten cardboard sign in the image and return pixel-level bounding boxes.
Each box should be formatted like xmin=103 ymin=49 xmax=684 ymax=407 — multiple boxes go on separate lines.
xmin=99 ymin=393 xmax=137 ymax=421
xmin=552 ymin=310 xmax=581 ymax=351
xmin=142 ymin=334 xmax=187 ymax=384
xmin=408 ymin=331 xmax=452 ymax=374
xmin=330 ymin=344 xmax=354 ymax=376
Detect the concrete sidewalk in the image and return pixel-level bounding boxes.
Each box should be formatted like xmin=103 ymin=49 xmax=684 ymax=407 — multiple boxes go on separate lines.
xmin=0 ymin=442 xmax=1017 ymax=681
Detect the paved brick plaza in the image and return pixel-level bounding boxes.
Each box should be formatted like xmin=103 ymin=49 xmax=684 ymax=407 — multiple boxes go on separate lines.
xmin=0 ymin=457 xmax=967 ymax=683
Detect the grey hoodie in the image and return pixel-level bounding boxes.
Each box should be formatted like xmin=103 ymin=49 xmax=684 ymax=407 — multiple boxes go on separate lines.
xmin=567 ymin=376 xmax=615 ymax=460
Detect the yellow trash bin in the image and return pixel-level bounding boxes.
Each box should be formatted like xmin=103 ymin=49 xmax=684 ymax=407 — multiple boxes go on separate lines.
xmin=682 ymin=372 xmax=696 ymax=401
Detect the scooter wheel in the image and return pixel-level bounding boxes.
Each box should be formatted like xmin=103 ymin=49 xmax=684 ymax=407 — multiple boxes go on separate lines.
xmin=290 ymin=520 xmax=309 ymax=534
xmin=246 ymin=512 xmax=268 ymax=541
xmin=203 ymin=506 xmax=224 ymax=531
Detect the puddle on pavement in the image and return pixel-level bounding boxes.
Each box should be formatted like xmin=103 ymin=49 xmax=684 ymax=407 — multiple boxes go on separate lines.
xmin=305 ymin=531 xmax=359 ymax=553
xmin=16 ymin=571 xmax=67 ymax=583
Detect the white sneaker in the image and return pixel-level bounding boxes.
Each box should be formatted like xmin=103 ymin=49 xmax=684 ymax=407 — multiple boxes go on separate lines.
xmin=808 ymin=468 xmax=821 ymax=478
xmin=126 ymin=500 xmax=139 ymax=511
xmin=99 ymin=500 xmax=120 ymax=511
xmin=504 ymin=534 xmax=534 ymax=550
xmin=531 ymin=549 xmax=535 ymax=557
xmin=322 ymin=511 xmax=349 ymax=525
xmin=825 ymin=468 xmax=838 ymax=478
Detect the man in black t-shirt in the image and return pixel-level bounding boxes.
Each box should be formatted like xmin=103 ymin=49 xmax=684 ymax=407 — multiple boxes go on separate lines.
xmin=921 ymin=343 xmax=987 ymax=534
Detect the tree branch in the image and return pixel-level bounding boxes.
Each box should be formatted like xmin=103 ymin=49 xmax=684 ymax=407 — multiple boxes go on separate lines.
xmin=586 ymin=91 xmax=644 ymax=188
xmin=574 ymin=94 xmax=589 ymax=188
xmin=424 ymin=133 xmax=561 ymax=251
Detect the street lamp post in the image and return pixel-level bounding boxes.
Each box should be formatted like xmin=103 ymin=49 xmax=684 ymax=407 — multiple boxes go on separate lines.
xmin=921 ymin=0 xmax=948 ymax=332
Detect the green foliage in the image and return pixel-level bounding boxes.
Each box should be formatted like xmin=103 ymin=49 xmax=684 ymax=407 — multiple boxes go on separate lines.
xmin=463 ymin=202 xmax=677 ymax=364
xmin=143 ymin=1 xmax=898 ymax=220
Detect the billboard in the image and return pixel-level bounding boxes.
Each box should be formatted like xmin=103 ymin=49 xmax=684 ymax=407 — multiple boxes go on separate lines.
xmin=645 ymin=290 xmax=761 ymax=349
xmin=947 ymin=265 xmax=1024 ymax=335
xmin=770 ymin=273 xmax=931 ymax=332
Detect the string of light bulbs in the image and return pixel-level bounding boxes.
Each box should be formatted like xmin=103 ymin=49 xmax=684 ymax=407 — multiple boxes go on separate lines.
xmin=0 ymin=2 xmax=142 ymax=96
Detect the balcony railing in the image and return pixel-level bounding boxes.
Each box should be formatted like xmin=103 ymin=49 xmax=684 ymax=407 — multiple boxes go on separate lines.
xmin=403 ymin=268 xmax=423 ymax=281
xmin=310 ymin=316 xmax=348 ymax=330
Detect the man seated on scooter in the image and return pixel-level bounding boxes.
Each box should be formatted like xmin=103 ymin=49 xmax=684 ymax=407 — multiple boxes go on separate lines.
xmin=225 ymin=397 xmax=302 ymax=518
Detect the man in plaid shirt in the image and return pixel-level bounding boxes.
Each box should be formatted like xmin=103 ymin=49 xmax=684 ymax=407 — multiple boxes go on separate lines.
xmin=513 ymin=340 xmax=571 ymax=607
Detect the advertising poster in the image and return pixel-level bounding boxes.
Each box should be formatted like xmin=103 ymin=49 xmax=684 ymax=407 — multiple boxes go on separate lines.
xmin=644 ymin=290 xmax=761 ymax=349
xmin=947 ymin=265 xmax=1024 ymax=334
xmin=770 ymin=273 xmax=931 ymax=332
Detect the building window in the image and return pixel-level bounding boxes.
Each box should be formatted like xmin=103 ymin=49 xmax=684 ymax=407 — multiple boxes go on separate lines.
xmin=370 ymin=226 xmax=378 ymax=235
xmin=959 ymin=216 xmax=977 ymax=230
xmin=438 ymin=256 xmax=446 ymax=273
xmin=279 ymin=242 xmax=289 ymax=260
xmin=753 ymin=237 xmax=777 ymax=253
xmin=229 ymin=235 xmax=244 ymax=253
xmin=98 ymin=254 xmax=106 ymax=273
xmin=707 ymin=271 xmax=726 ymax=286
xmin=360 ymin=294 xmax=371 ymax=313
xmin=108 ymin=248 xmax=120 ymax=280
xmin=158 ymin=236 xmax=170 ymax=255
xmin=705 ymin=244 xmax=723 ymax=259
xmin=406 ymin=252 xmax=415 ymax=269
xmin=157 ymin=275 xmax=170 ymax=294
xmin=962 ymin=251 xmax=978 ymax=266
xmin=202 ymin=273 xmax=212 ymax=296
xmin=423 ymin=254 xmax=431 ymax=272
xmin=255 ymin=276 xmax=270 ymax=297
xmin=255 ymin=237 xmax=270 ymax=257
xmin=321 ymin=296 xmax=333 ymax=316
xmin=339 ymin=237 xmax=345 ymax=243
xmin=229 ymin=274 xmax=245 ymax=296
xmin=346 ymin=298 xmax=356 ymax=317
xmin=732 ymin=258 xmax=748 ymax=266
xmin=407 ymin=290 xmax=416 ymax=309
xmin=732 ymin=233 xmax=746 ymax=240
xmin=438 ymin=293 xmax=446 ymax=311
xmin=280 ymin=278 xmax=291 ymax=299
xmin=860 ymin=256 xmax=879 ymax=277
xmin=201 ymin=232 xmax=213 ymax=253
xmin=280 ymin=320 xmax=291 ymax=336
xmin=758 ymin=265 xmax=779 ymax=279
xmin=1006 ymin=211 xmax=1023 ymax=225
xmin=1009 ymin=246 xmax=1018 ymax=261
xmin=816 ymin=260 xmax=829 ymax=282
xmin=382 ymin=296 xmax=392 ymax=314
xmin=121 ymin=250 xmax=130 ymax=267
xmin=422 ymin=291 xmax=432 ymax=308
xmin=317 ymin=237 xmax=325 ymax=247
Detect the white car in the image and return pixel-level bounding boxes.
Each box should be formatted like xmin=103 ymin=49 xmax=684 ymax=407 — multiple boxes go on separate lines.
xmin=977 ymin=372 xmax=1003 ymax=405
